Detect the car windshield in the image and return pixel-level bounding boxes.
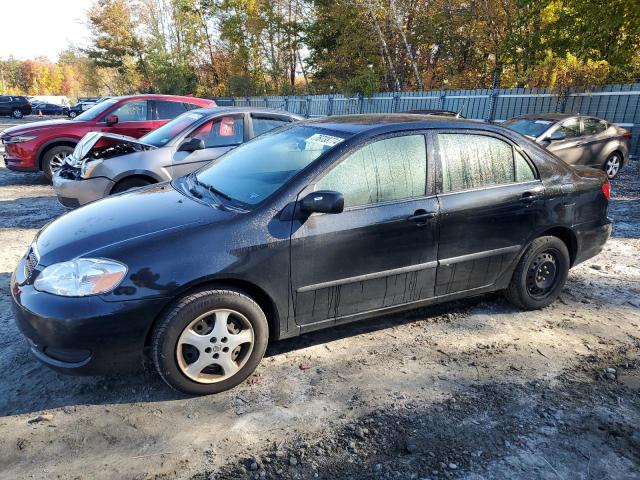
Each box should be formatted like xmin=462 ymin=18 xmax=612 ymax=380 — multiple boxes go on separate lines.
xmin=503 ymin=118 xmax=555 ymax=138
xmin=74 ymin=98 xmax=119 ymax=121
xmin=194 ymin=125 xmax=349 ymax=207
xmin=141 ymin=112 xmax=205 ymax=147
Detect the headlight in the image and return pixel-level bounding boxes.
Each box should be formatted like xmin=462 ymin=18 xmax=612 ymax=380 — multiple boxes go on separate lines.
xmin=34 ymin=258 xmax=127 ymax=296
xmin=81 ymin=159 xmax=103 ymax=178
xmin=5 ymin=135 xmax=38 ymax=144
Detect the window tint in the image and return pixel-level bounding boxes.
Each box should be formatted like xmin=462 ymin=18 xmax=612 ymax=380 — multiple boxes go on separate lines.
xmin=0 ymin=96 xmax=10 ymax=102
xmin=316 ymin=135 xmax=426 ymax=208
xmin=155 ymin=100 xmax=187 ymax=120
xmin=184 ymin=102 xmax=202 ymax=111
xmin=187 ymin=115 xmax=244 ymax=148
xmin=583 ymin=118 xmax=607 ymax=136
xmin=556 ymin=118 xmax=580 ymax=138
xmin=438 ymin=134 xmax=518 ymax=193
xmin=252 ymin=117 xmax=290 ymax=137
xmin=515 ymin=150 xmax=536 ymax=182
xmin=110 ymin=100 xmax=148 ymax=122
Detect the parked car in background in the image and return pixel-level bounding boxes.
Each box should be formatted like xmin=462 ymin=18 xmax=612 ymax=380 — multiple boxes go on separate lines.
xmin=503 ymin=113 xmax=631 ymax=179
xmin=404 ymin=109 xmax=464 ymax=118
xmin=0 ymin=94 xmax=215 ymax=179
xmin=31 ymin=102 xmax=67 ymax=116
xmin=53 ymin=107 xmax=302 ymax=207
xmin=0 ymin=95 xmax=32 ymax=118
xmin=66 ymin=101 xmax=97 ymax=118
xmin=12 ymin=114 xmax=611 ymax=395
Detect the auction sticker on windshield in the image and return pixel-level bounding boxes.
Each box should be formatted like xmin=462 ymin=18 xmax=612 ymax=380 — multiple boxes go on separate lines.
xmin=306 ymin=133 xmax=344 ymax=148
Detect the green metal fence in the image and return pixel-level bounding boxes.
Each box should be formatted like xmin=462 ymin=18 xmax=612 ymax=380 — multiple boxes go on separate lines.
xmin=215 ymin=83 xmax=640 ymax=159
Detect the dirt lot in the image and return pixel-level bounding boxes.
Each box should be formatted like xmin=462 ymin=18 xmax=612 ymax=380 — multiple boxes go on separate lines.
xmin=0 ymin=121 xmax=638 ymax=479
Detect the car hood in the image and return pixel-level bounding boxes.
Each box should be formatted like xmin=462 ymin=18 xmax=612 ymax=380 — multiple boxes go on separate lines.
xmin=0 ymin=118 xmax=80 ymax=137
xmin=65 ymin=131 xmax=157 ymax=167
xmin=34 ymin=182 xmax=236 ymax=265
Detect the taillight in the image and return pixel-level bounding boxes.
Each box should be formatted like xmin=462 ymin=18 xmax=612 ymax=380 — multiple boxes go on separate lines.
xmin=622 ymin=130 xmax=632 ymax=139
xmin=602 ymin=182 xmax=611 ymax=200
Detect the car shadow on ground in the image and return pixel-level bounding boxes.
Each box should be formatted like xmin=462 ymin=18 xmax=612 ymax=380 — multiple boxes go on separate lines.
xmin=0 ymin=290 xmax=484 ymax=417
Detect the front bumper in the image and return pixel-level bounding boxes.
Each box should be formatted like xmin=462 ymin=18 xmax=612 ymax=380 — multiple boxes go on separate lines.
xmin=1 ymin=141 xmax=38 ymax=171
xmin=52 ymin=173 xmax=115 ymax=208
xmin=11 ymin=257 xmax=168 ymax=375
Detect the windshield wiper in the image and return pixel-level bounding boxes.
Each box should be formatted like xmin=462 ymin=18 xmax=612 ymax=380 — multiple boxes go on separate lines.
xmin=191 ymin=173 xmax=233 ymax=202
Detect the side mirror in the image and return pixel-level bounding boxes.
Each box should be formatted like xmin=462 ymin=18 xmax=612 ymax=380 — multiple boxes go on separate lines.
xmin=105 ymin=115 xmax=119 ymax=126
xmin=300 ymin=190 xmax=344 ymax=214
xmin=178 ymin=138 xmax=205 ymax=152
xmin=544 ymin=131 xmax=566 ymax=142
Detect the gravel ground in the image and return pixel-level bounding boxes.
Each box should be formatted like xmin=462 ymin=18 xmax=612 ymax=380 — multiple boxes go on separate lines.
xmin=0 ymin=121 xmax=638 ymax=479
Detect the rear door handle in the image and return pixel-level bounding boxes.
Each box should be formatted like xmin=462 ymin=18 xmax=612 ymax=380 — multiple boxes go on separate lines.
xmin=408 ymin=209 xmax=437 ymax=224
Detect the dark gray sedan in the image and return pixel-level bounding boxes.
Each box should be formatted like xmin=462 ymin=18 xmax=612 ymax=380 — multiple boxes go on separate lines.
xmin=503 ymin=113 xmax=631 ymax=179
xmin=53 ymin=107 xmax=302 ymax=207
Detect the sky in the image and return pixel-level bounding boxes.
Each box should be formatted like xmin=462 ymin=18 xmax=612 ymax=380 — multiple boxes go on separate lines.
xmin=0 ymin=0 xmax=92 ymax=61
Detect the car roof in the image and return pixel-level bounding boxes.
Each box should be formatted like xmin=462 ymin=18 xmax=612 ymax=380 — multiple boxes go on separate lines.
xmin=108 ymin=94 xmax=213 ymax=104
xmin=511 ymin=112 xmax=575 ymax=121
xmin=191 ymin=106 xmax=303 ymax=118
xmin=297 ymin=114 xmax=502 ymax=135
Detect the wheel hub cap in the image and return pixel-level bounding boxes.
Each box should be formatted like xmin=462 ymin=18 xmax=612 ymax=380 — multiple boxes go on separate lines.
xmin=606 ymin=156 xmax=620 ymax=177
xmin=527 ymin=252 xmax=558 ymax=297
xmin=176 ymin=309 xmax=254 ymax=384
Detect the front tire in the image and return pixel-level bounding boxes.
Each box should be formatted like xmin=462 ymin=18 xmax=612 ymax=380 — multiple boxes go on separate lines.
xmin=42 ymin=145 xmax=75 ymax=180
xmin=505 ymin=236 xmax=570 ymax=310
xmin=151 ymin=288 xmax=269 ymax=395
xmin=69 ymin=111 xmax=77 ymax=118
xmin=12 ymin=108 xmax=24 ymax=119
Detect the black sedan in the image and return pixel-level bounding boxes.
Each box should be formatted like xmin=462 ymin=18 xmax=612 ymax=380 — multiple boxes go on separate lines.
xmin=11 ymin=115 xmax=612 ymax=395
xmin=31 ymin=102 xmax=67 ymax=116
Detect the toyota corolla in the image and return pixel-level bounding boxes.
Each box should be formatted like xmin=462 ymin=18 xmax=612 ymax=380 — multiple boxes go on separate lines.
xmin=11 ymin=115 xmax=612 ymax=395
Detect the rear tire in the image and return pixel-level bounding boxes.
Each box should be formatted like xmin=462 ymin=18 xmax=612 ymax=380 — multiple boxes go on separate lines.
xmin=42 ymin=145 xmax=75 ymax=180
xmin=12 ymin=108 xmax=24 ymax=119
xmin=504 ymin=236 xmax=570 ymax=310
xmin=151 ymin=288 xmax=269 ymax=395
xmin=603 ymin=152 xmax=622 ymax=179
xmin=111 ymin=178 xmax=153 ymax=194
xmin=69 ymin=111 xmax=77 ymax=118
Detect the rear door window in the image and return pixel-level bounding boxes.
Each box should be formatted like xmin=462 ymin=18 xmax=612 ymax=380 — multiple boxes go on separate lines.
xmin=437 ymin=133 xmax=535 ymax=193
xmin=154 ymin=100 xmax=188 ymax=120
xmin=252 ymin=116 xmax=291 ymax=137
xmin=316 ymin=134 xmax=427 ymax=208
xmin=582 ymin=118 xmax=607 ymax=136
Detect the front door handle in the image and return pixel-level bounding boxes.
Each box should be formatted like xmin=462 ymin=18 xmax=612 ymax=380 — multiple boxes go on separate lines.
xmin=521 ymin=191 xmax=539 ymax=203
xmin=408 ymin=209 xmax=436 ymax=224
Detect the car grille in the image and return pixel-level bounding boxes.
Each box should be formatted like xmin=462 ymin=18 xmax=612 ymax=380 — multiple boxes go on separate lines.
xmin=24 ymin=246 xmax=39 ymax=280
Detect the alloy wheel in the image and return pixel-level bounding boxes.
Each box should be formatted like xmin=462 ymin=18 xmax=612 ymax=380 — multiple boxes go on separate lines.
xmin=526 ymin=251 xmax=559 ymax=299
xmin=176 ymin=308 xmax=254 ymax=384
xmin=49 ymin=152 xmax=69 ymax=174
xmin=605 ymin=155 xmax=620 ymax=179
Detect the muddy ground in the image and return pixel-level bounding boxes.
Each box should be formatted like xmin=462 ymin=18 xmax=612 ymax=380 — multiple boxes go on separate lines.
xmin=0 ymin=121 xmax=638 ymax=479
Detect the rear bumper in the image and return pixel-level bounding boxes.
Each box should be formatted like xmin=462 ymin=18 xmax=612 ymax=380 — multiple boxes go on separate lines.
xmin=573 ymin=218 xmax=612 ymax=265
xmin=52 ymin=174 xmax=115 ymax=208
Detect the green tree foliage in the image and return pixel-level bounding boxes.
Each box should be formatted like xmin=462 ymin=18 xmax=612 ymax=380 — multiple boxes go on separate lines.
xmin=1 ymin=0 xmax=638 ymax=98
